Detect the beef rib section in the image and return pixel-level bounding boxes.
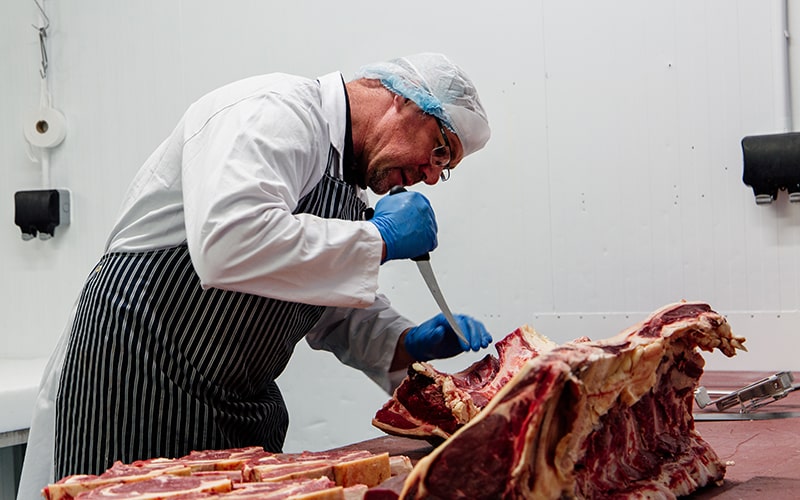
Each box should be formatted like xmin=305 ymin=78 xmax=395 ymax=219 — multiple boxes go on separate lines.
xmin=373 ymin=324 xmax=558 ymax=441
xmin=399 ymin=302 xmax=746 ymax=499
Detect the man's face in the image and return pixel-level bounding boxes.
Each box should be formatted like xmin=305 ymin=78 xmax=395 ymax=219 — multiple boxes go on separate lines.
xmin=363 ymin=101 xmax=463 ymax=195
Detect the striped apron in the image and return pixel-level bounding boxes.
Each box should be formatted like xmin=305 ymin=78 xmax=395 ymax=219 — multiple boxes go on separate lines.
xmin=54 ymin=147 xmax=366 ymax=478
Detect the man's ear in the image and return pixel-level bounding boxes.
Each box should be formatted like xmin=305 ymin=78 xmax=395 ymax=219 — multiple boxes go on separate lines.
xmin=392 ymin=94 xmax=408 ymax=111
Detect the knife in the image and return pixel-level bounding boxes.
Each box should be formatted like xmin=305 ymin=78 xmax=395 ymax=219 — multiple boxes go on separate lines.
xmin=388 ymin=186 xmax=469 ymax=346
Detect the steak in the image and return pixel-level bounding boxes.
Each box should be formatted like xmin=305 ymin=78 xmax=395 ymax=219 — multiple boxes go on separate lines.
xmin=243 ymin=449 xmax=390 ymax=487
xmin=400 ymin=302 xmax=746 ymax=499
xmin=225 ymin=477 xmax=340 ymax=499
xmin=373 ymin=325 xmax=558 ymax=440
xmin=43 ymin=461 xmax=192 ymax=500
xmin=74 ymin=475 xmax=231 ymax=499
xmin=45 ymin=447 xmax=396 ymax=499
xmin=178 ymin=447 xmax=268 ymax=472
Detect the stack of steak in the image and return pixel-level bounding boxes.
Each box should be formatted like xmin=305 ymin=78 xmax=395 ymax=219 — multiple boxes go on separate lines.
xmin=43 ymin=447 xmax=409 ymax=499
xmin=373 ymin=301 xmax=746 ymax=499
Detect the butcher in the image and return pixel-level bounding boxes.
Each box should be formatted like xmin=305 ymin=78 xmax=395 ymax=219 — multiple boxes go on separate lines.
xmin=17 ymin=52 xmax=493 ymax=498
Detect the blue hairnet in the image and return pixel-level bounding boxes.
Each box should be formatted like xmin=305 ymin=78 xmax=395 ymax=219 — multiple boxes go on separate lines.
xmin=354 ymin=53 xmax=491 ymax=157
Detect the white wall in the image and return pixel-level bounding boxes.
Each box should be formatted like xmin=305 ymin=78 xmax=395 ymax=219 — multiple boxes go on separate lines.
xmin=2 ymin=0 xmax=798 ymax=454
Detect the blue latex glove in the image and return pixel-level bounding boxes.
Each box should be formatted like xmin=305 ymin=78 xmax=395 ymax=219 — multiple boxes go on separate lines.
xmin=404 ymin=314 xmax=493 ymax=362
xmin=368 ymin=191 xmax=438 ymax=262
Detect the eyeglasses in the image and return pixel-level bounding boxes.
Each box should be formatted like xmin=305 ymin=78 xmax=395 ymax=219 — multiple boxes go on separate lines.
xmin=431 ymin=118 xmax=452 ymax=182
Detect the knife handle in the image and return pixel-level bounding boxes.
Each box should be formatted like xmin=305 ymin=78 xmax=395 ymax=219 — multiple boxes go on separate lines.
xmin=388 ymin=186 xmax=431 ymax=262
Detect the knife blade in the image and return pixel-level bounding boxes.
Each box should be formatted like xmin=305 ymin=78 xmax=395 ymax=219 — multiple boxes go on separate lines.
xmin=385 ymin=186 xmax=469 ymax=346
xmin=413 ymin=255 xmax=469 ymax=346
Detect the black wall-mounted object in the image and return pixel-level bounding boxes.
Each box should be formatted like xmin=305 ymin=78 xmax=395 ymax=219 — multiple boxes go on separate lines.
xmin=742 ymin=132 xmax=800 ymax=204
xmin=14 ymin=189 xmax=71 ymax=240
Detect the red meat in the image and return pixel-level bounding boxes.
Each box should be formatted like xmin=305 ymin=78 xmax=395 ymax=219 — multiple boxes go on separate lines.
xmin=401 ymin=302 xmax=746 ymax=499
xmin=373 ymin=325 xmax=557 ymax=440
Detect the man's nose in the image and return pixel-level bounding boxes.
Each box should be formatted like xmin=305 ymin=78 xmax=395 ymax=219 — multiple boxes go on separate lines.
xmin=420 ymin=164 xmax=442 ymax=185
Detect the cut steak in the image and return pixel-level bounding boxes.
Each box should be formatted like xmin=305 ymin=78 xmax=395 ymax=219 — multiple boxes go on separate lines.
xmin=74 ymin=475 xmax=231 ymax=499
xmin=45 ymin=446 xmax=396 ymax=499
xmin=226 ymin=477 xmax=341 ymax=499
xmin=373 ymin=325 xmax=557 ymax=440
xmin=400 ymin=302 xmax=746 ymax=499
xmin=243 ymin=449 xmax=390 ymax=488
xmin=43 ymin=461 xmax=192 ymax=500
xmin=178 ymin=447 xmax=268 ymax=472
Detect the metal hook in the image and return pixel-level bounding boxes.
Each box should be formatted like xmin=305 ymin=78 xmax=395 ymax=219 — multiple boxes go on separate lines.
xmin=32 ymin=0 xmax=50 ymax=31
xmin=32 ymin=0 xmax=50 ymax=79
xmin=37 ymin=27 xmax=48 ymax=79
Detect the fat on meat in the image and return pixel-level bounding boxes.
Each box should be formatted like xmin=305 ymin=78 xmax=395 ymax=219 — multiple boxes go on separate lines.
xmin=400 ymin=301 xmax=746 ymax=499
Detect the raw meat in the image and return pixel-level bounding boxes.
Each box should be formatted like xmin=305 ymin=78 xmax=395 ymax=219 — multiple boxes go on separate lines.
xmin=179 ymin=447 xmax=268 ymax=472
xmin=363 ymin=475 xmax=408 ymax=500
xmin=44 ymin=446 xmax=396 ymax=500
xmin=243 ymin=450 xmax=390 ymax=487
xmin=74 ymin=475 xmax=231 ymax=499
xmin=191 ymin=470 xmax=244 ymax=483
xmin=373 ymin=325 xmax=557 ymax=440
xmin=43 ymin=461 xmax=192 ymax=500
xmin=400 ymin=301 xmax=746 ymax=499
xmin=225 ymin=477 xmax=341 ymax=499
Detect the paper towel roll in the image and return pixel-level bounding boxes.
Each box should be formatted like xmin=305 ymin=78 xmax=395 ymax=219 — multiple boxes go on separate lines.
xmin=24 ymin=107 xmax=67 ymax=148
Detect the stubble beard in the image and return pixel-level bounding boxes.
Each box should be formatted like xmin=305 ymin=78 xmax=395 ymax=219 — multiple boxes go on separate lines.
xmin=367 ymin=166 xmax=394 ymax=195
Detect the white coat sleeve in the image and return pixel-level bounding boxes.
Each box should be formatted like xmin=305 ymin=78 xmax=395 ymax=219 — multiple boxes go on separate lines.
xmin=182 ymin=92 xmax=383 ymax=308
xmin=305 ymin=296 xmax=416 ymax=394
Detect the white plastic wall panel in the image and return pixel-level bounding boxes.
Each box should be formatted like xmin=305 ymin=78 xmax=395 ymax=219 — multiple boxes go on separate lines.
xmin=1 ymin=0 xmax=797 ymax=455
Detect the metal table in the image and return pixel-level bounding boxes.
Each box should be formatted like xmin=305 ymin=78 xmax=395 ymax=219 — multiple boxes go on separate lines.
xmin=692 ymin=370 xmax=800 ymax=499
